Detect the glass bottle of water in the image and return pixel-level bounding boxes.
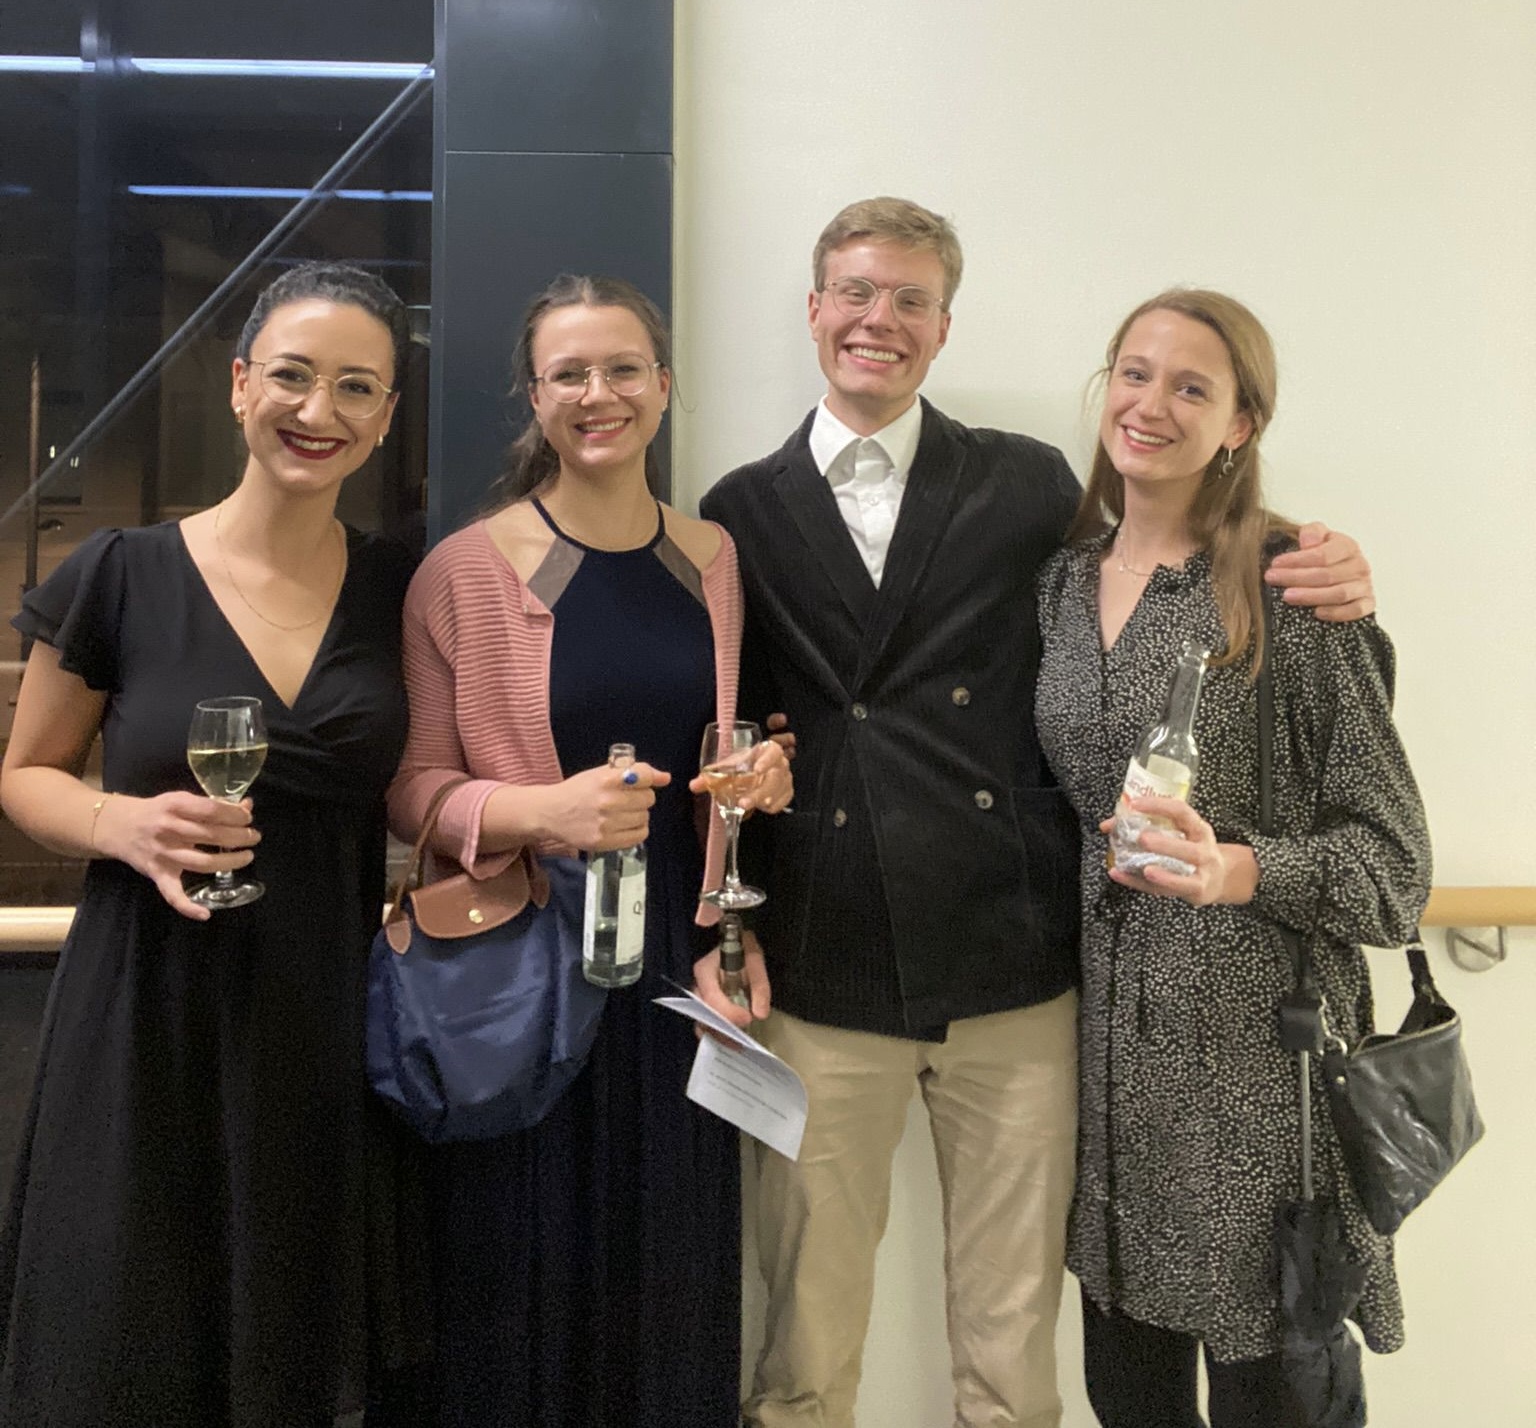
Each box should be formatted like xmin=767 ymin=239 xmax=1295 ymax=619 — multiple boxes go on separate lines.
xmin=583 ymin=743 xmax=647 ymax=988
xmin=1109 ymin=641 xmax=1210 ymax=877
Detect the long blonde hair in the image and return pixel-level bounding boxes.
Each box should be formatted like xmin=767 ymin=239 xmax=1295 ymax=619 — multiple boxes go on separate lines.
xmin=1067 ymin=288 xmax=1295 ymax=676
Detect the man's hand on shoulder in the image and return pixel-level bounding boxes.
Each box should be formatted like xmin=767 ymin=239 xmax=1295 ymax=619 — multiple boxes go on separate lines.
xmin=1264 ymin=521 xmax=1375 ymax=623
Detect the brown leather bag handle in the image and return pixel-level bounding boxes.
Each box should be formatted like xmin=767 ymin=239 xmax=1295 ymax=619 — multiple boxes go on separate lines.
xmin=382 ymin=777 xmax=471 ymax=927
xmin=382 ymin=778 xmax=554 ymax=939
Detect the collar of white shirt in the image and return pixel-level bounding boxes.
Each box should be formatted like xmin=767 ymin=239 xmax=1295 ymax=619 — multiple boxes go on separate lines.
xmin=809 ymin=398 xmax=923 ymax=487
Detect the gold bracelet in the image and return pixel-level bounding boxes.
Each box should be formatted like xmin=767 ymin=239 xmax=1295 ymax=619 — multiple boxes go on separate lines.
xmin=89 ymin=792 xmax=117 ymax=854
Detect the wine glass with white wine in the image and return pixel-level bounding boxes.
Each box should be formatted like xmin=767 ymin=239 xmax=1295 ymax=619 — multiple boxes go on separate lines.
xmin=698 ymin=720 xmax=765 ymax=912
xmin=186 ymin=695 xmax=268 ymax=910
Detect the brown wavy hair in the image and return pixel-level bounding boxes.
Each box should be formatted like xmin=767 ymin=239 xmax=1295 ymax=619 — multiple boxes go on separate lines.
xmin=1066 ymin=288 xmax=1296 ymax=676
xmin=482 ymin=274 xmax=670 ymax=513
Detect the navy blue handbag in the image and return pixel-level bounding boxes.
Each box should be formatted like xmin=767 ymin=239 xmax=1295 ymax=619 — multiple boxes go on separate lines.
xmin=366 ymin=780 xmax=608 ymax=1142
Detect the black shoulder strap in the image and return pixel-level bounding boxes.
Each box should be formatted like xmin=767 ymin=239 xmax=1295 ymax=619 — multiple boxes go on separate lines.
xmin=1259 ymin=586 xmax=1333 ymax=1056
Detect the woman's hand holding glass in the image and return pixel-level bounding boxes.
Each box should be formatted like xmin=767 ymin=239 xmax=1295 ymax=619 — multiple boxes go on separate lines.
xmin=93 ymin=790 xmax=260 ymax=923
xmin=687 ymin=738 xmax=793 ymax=815
xmin=687 ymin=725 xmax=793 ymax=1031
xmin=695 ymin=722 xmax=766 ymax=913
xmin=186 ymin=696 xmax=268 ymax=910
xmin=1101 ymin=794 xmax=1258 ymax=907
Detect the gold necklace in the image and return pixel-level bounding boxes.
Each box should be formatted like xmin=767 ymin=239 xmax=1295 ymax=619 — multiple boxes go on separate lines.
xmin=1113 ymin=530 xmax=1157 ymax=578
xmin=212 ymin=502 xmax=346 ymax=632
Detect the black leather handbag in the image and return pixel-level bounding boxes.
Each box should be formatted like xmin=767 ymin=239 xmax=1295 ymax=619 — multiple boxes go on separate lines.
xmin=1260 ymin=593 xmax=1483 ymax=1237
xmin=1317 ymin=939 xmax=1484 ymax=1235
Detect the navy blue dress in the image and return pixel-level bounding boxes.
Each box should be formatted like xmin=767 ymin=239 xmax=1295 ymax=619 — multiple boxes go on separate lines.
xmin=406 ymin=502 xmax=741 ymax=1428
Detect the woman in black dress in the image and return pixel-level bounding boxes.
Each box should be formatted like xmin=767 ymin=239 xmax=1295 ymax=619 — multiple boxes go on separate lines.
xmin=1034 ymin=289 xmax=1431 ymax=1427
xmin=0 ymin=262 xmax=414 ymax=1426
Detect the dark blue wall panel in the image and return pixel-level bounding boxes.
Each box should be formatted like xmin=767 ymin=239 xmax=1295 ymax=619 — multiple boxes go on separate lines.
xmin=442 ymin=0 xmax=671 ymax=155
xmin=431 ymin=151 xmax=672 ymax=535
xmin=429 ymin=0 xmax=674 ymax=540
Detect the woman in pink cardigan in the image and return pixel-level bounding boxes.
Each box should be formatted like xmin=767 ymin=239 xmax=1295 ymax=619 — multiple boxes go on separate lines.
xmin=378 ymin=275 xmax=790 ymax=1428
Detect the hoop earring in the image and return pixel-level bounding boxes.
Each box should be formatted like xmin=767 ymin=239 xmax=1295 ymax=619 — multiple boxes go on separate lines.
xmin=234 ymin=406 xmax=245 ymax=424
xmin=376 ymin=433 xmax=385 ymax=448
xmin=1220 ymin=446 xmax=1235 ymax=478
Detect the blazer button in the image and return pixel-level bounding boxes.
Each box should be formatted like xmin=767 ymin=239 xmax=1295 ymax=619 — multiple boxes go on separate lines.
xmin=832 ymin=808 xmax=848 ymax=828
xmin=850 ymin=703 xmax=868 ymax=721
xmin=974 ymin=789 xmax=994 ymax=810
xmin=951 ymin=686 xmax=971 ymax=707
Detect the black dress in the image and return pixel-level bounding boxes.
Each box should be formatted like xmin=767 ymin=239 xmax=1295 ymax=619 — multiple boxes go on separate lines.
xmin=395 ymin=501 xmax=741 ymax=1428
xmin=0 ymin=522 xmax=412 ymax=1426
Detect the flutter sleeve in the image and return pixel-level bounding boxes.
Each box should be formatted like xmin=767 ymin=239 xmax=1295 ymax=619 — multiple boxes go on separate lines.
xmin=1247 ymin=608 xmax=1432 ymax=948
xmin=11 ymin=528 xmax=128 ymax=692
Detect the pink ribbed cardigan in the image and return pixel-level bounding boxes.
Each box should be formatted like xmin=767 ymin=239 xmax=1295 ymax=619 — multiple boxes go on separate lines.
xmin=386 ymin=519 xmax=742 ymax=926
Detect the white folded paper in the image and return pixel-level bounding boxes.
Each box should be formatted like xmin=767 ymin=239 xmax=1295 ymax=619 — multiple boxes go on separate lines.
xmin=653 ymin=989 xmax=808 ymax=1161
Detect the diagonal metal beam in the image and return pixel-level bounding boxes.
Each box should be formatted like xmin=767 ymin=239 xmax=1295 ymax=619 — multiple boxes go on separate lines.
xmin=0 ymin=64 xmax=434 ymax=537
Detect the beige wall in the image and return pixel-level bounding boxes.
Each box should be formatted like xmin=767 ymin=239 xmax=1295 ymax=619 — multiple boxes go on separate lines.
xmin=674 ymin=1 xmax=1536 ymax=1421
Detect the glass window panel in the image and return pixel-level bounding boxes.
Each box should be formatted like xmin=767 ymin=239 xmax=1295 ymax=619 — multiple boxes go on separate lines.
xmin=0 ymin=0 xmax=433 ymax=910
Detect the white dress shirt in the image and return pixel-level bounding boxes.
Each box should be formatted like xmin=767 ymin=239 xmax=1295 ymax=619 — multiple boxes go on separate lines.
xmin=808 ymin=399 xmax=923 ymax=587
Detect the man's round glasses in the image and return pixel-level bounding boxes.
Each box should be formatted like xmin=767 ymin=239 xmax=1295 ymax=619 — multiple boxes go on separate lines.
xmin=248 ymin=359 xmax=394 ymax=419
xmin=822 ymin=277 xmax=944 ymax=324
xmin=533 ymin=353 xmax=663 ymax=404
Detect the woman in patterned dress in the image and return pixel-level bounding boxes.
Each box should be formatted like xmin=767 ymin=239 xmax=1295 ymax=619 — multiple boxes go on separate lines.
xmin=1034 ymin=289 xmax=1431 ymax=1427
xmin=374 ymin=275 xmax=790 ymax=1428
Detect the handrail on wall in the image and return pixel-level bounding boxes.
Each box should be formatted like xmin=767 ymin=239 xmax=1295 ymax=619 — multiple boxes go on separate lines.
xmin=1421 ymin=887 xmax=1536 ymax=928
xmin=1 ymin=886 xmax=1534 ymax=957
xmin=1422 ymin=886 xmax=1536 ymax=972
xmin=0 ymin=907 xmax=73 ymax=951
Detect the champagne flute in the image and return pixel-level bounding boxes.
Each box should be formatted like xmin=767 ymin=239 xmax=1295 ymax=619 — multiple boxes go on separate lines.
xmin=699 ymin=721 xmax=765 ymax=913
xmin=186 ymin=696 xmax=268 ymax=910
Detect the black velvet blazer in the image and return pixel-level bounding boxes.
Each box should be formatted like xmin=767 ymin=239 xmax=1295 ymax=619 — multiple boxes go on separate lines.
xmin=701 ymin=401 xmax=1084 ymax=1034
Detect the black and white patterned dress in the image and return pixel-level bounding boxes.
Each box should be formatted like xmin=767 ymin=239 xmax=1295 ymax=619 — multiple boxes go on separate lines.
xmin=1034 ymin=531 xmax=1432 ymax=1363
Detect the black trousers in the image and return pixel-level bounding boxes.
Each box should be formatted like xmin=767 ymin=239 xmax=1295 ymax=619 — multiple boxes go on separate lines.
xmin=1082 ymin=1291 xmax=1302 ymax=1428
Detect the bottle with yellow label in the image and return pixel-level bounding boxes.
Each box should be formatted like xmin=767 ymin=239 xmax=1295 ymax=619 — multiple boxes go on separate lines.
xmin=1108 ymin=641 xmax=1210 ymax=877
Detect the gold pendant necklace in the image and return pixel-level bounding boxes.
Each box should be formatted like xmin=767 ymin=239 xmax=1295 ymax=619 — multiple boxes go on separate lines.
xmin=213 ymin=502 xmax=346 ymax=632
xmin=1114 ymin=530 xmax=1156 ymax=578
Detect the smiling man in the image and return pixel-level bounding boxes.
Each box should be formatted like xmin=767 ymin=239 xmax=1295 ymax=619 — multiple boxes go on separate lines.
xmin=700 ymin=197 xmax=1373 ymax=1428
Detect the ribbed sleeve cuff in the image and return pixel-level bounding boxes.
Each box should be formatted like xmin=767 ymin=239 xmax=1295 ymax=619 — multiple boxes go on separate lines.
xmin=438 ymin=779 xmax=517 ymax=880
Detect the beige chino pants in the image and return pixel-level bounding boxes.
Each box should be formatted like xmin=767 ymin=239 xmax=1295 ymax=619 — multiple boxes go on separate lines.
xmin=743 ymin=993 xmax=1078 ymax=1428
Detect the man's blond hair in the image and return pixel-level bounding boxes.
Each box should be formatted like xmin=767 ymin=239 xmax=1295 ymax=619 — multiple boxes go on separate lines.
xmin=812 ymin=197 xmax=963 ymax=307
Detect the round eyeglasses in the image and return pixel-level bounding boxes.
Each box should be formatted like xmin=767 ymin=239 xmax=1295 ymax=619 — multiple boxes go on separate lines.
xmin=247 ymin=359 xmax=394 ymax=420
xmin=533 ymin=353 xmax=664 ymax=404
xmin=822 ymin=277 xmax=945 ymax=324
